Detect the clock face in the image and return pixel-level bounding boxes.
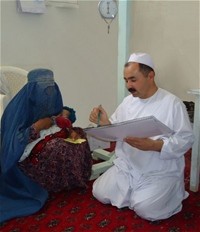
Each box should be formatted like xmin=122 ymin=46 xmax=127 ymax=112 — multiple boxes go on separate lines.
xmin=98 ymin=0 xmax=118 ymax=20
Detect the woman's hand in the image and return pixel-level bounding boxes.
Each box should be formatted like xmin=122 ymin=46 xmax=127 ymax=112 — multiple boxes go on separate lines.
xmin=33 ymin=117 xmax=53 ymax=132
xmin=89 ymin=105 xmax=110 ymax=126
xmin=69 ymin=129 xmax=81 ymax=140
xmin=124 ymin=137 xmax=164 ymax=152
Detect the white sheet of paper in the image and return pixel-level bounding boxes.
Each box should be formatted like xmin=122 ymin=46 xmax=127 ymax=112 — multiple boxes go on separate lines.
xmin=84 ymin=116 xmax=173 ymax=142
xmin=17 ymin=0 xmax=46 ymax=14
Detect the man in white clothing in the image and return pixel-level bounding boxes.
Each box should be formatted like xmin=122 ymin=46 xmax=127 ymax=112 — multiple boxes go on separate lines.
xmin=89 ymin=53 xmax=194 ymax=221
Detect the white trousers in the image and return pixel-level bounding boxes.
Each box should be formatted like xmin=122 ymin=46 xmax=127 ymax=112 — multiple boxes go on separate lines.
xmin=92 ymin=165 xmax=188 ymax=221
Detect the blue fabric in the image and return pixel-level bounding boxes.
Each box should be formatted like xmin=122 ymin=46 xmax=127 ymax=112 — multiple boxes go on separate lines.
xmin=0 ymin=69 xmax=63 ymax=223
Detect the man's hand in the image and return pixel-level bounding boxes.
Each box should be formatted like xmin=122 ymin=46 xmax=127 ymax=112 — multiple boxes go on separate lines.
xmin=124 ymin=137 xmax=164 ymax=152
xmin=89 ymin=105 xmax=110 ymax=126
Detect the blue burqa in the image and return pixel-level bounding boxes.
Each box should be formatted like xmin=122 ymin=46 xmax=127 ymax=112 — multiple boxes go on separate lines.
xmin=0 ymin=69 xmax=63 ymax=223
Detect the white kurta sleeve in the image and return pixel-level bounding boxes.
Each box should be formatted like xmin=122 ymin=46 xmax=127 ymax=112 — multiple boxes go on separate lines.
xmin=160 ymin=100 xmax=194 ymax=160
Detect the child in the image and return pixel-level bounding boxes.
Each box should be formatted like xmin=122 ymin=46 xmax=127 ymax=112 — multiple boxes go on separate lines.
xmin=19 ymin=106 xmax=83 ymax=162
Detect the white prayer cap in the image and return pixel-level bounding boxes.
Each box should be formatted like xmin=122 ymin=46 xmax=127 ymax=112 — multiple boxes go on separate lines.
xmin=128 ymin=52 xmax=154 ymax=70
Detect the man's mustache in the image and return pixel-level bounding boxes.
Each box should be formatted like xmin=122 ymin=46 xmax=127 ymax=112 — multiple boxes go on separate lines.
xmin=128 ymin=88 xmax=136 ymax=93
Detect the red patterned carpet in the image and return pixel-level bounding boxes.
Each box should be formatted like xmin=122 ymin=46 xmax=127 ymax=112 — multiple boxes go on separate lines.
xmin=0 ymin=150 xmax=200 ymax=232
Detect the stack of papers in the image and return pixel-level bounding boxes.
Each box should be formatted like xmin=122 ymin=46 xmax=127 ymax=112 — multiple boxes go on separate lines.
xmin=84 ymin=116 xmax=173 ymax=142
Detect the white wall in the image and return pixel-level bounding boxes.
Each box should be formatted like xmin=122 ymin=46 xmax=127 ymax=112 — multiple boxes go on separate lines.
xmin=130 ymin=0 xmax=199 ymax=101
xmin=0 ymin=0 xmax=118 ymax=127
xmin=1 ymin=0 xmax=199 ymax=127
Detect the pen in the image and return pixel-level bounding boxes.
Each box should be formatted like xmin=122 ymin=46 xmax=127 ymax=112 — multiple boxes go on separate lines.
xmin=97 ymin=105 xmax=101 ymax=127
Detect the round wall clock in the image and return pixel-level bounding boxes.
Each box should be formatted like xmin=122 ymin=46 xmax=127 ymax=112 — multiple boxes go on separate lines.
xmin=98 ymin=0 xmax=118 ymax=19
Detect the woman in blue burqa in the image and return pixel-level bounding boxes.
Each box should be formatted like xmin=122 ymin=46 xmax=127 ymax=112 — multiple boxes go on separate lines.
xmin=0 ymin=69 xmax=92 ymax=223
